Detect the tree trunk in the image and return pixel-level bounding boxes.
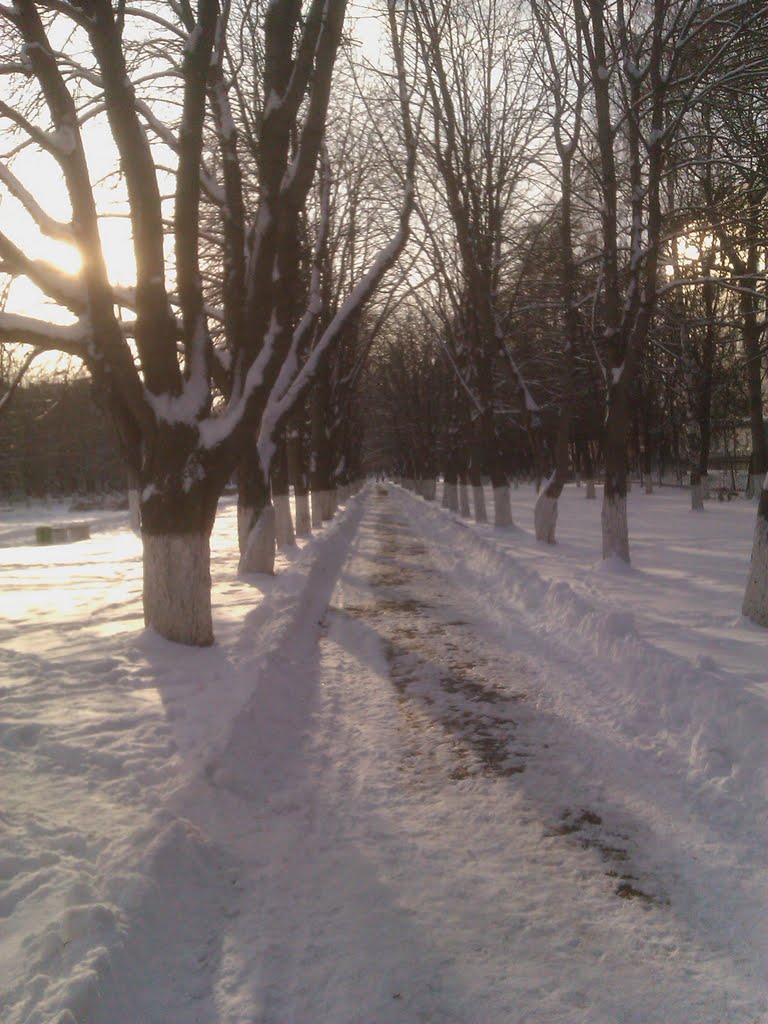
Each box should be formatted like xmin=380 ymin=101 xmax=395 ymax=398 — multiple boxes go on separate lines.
xmin=741 ymin=213 xmax=767 ymax=492
xmin=237 ymin=457 xmax=275 ymax=575
xmin=743 ymin=478 xmax=768 ymax=626
xmin=534 ymin=403 xmax=570 ymax=543
xmin=601 ymin=384 xmax=630 ymax=561
xmin=139 ymin=426 xmax=220 ymax=646
xmin=310 ymin=362 xmax=334 ymax=527
xmin=422 ymin=477 xmax=437 ymax=500
xmin=142 ymin=532 xmax=213 ymax=646
xmin=443 ymin=480 xmax=459 ymax=511
xmin=271 ymin=434 xmax=295 ymax=550
xmin=486 ymin=435 xmax=512 ymax=527
xmin=681 ymin=329 xmax=705 ymax=512
xmin=469 ymin=426 xmax=488 ymax=524
xmin=274 ymin=493 xmax=294 ymax=548
xmin=442 ymin=459 xmax=459 ymax=511
xmin=472 ymin=485 xmax=488 ymax=522
xmin=580 ymin=439 xmax=597 ymax=499
xmin=536 ymin=479 xmax=561 ymax=544
xmin=286 ymin=414 xmax=311 ymax=538
xmin=458 ymin=471 xmax=471 ymax=518
xmin=642 ymin=432 xmax=653 ymax=495
xmin=127 ymin=465 xmax=141 ymax=532
xmin=493 ymin=485 xmax=513 ymax=528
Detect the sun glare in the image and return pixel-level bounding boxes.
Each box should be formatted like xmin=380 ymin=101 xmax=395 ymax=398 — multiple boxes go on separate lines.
xmin=665 ymin=233 xmax=714 ymax=277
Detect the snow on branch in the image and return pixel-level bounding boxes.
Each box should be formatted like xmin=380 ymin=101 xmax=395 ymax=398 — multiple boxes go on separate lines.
xmin=0 ymin=311 xmax=89 ymax=354
xmin=255 ymin=0 xmax=418 ymax=467
xmin=0 ymin=98 xmax=77 ymax=162
xmin=0 ymin=162 xmax=74 ymax=243
xmin=0 ymin=230 xmax=84 ymax=313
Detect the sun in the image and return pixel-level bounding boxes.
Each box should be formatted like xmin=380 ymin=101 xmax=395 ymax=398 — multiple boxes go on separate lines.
xmin=664 ymin=232 xmax=714 ymax=278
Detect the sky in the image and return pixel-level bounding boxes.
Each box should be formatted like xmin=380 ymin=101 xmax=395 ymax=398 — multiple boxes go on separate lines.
xmin=0 ymin=3 xmax=388 ymax=331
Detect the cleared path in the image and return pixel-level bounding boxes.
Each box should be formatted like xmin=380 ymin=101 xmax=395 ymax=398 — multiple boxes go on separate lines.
xmin=182 ymin=486 xmax=765 ymax=1024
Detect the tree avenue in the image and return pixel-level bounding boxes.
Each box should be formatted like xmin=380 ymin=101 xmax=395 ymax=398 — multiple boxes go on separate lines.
xmin=2 ymin=0 xmax=768 ymax=639
xmin=0 ymin=0 xmax=416 ymax=645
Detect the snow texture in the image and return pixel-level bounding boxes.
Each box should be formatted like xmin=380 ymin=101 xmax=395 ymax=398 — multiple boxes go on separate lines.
xmin=1 ymin=482 xmax=768 ymax=1023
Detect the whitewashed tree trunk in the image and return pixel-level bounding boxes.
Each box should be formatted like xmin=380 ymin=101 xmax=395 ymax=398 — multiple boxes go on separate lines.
xmin=443 ymin=481 xmax=459 ymax=512
xmin=534 ymin=491 xmax=558 ymax=544
xmin=127 ymin=465 xmax=141 ymax=531
xmin=459 ymin=481 xmax=471 ymax=517
xmin=294 ymin=492 xmax=311 ymax=537
xmin=274 ymin=493 xmax=295 ymax=549
xmin=143 ymin=532 xmax=213 ymax=646
xmin=312 ymin=489 xmax=335 ymax=525
xmin=493 ymin=485 xmax=513 ymax=527
xmin=311 ymin=489 xmax=324 ymax=528
xmin=128 ymin=488 xmax=141 ymax=532
xmin=743 ymin=485 xmax=768 ymax=625
xmin=238 ymin=504 xmax=276 ymax=575
xmin=601 ymin=492 xmax=629 ymax=561
xmin=586 ymin=480 xmax=596 ymax=499
xmin=473 ymin=485 xmax=488 ymax=523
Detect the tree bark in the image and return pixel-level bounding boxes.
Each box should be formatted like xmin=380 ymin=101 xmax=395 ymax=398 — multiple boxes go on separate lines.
xmin=139 ymin=424 xmax=221 ymax=646
xmin=286 ymin=414 xmax=311 ymax=537
xmin=443 ymin=480 xmax=459 ymax=512
xmin=143 ymin=532 xmax=213 ymax=646
xmin=310 ymin=358 xmax=334 ymax=526
xmin=127 ymin=465 xmax=141 ymax=532
xmin=237 ymin=457 xmax=275 ymax=575
xmin=743 ymin=478 xmax=768 ymax=626
xmin=272 ymin=432 xmax=296 ymax=549
xmin=602 ymin=383 xmax=630 ymax=560
xmin=458 ymin=471 xmax=472 ymax=517
xmin=534 ymin=478 xmax=559 ymax=544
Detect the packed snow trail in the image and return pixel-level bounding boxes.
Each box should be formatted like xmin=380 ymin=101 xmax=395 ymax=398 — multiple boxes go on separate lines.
xmin=171 ymin=486 xmax=763 ymax=1023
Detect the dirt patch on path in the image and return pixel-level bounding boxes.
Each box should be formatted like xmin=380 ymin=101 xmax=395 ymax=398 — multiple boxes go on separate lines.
xmin=336 ymin=490 xmax=664 ymax=905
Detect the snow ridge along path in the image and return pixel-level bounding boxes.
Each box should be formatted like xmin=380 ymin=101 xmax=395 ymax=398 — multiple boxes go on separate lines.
xmin=2 ymin=483 xmax=767 ymax=1023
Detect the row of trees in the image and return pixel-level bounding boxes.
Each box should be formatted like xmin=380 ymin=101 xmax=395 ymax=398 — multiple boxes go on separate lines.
xmin=0 ymin=0 xmax=416 ymax=644
xmin=368 ymin=0 xmax=768 ymax=621
xmin=1 ymin=0 xmax=766 ymax=642
xmin=0 ymin=370 xmax=125 ymax=498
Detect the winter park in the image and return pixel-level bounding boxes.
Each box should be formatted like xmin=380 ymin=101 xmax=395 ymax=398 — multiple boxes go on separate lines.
xmin=2 ymin=0 xmax=768 ymax=1022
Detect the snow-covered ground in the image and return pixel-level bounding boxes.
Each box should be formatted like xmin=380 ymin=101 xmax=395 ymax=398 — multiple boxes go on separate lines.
xmin=1 ymin=482 xmax=766 ymax=1024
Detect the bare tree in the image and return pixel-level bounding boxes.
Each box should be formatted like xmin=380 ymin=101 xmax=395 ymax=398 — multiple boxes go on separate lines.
xmin=530 ymin=0 xmax=588 ymax=542
xmin=408 ymin=0 xmax=547 ymax=527
xmin=0 ymin=0 xmax=416 ymax=645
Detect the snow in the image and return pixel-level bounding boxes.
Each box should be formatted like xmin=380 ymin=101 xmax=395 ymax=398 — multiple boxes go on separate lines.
xmin=1 ymin=482 xmax=767 ymax=1023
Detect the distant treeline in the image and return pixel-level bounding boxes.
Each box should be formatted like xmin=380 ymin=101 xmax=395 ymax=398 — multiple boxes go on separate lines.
xmin=0 ymin=377 xmax=125 ymax=499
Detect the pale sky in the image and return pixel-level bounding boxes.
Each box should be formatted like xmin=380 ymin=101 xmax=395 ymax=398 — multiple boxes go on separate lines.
xmin=0 ymin=2 xmax=389 ymax=338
